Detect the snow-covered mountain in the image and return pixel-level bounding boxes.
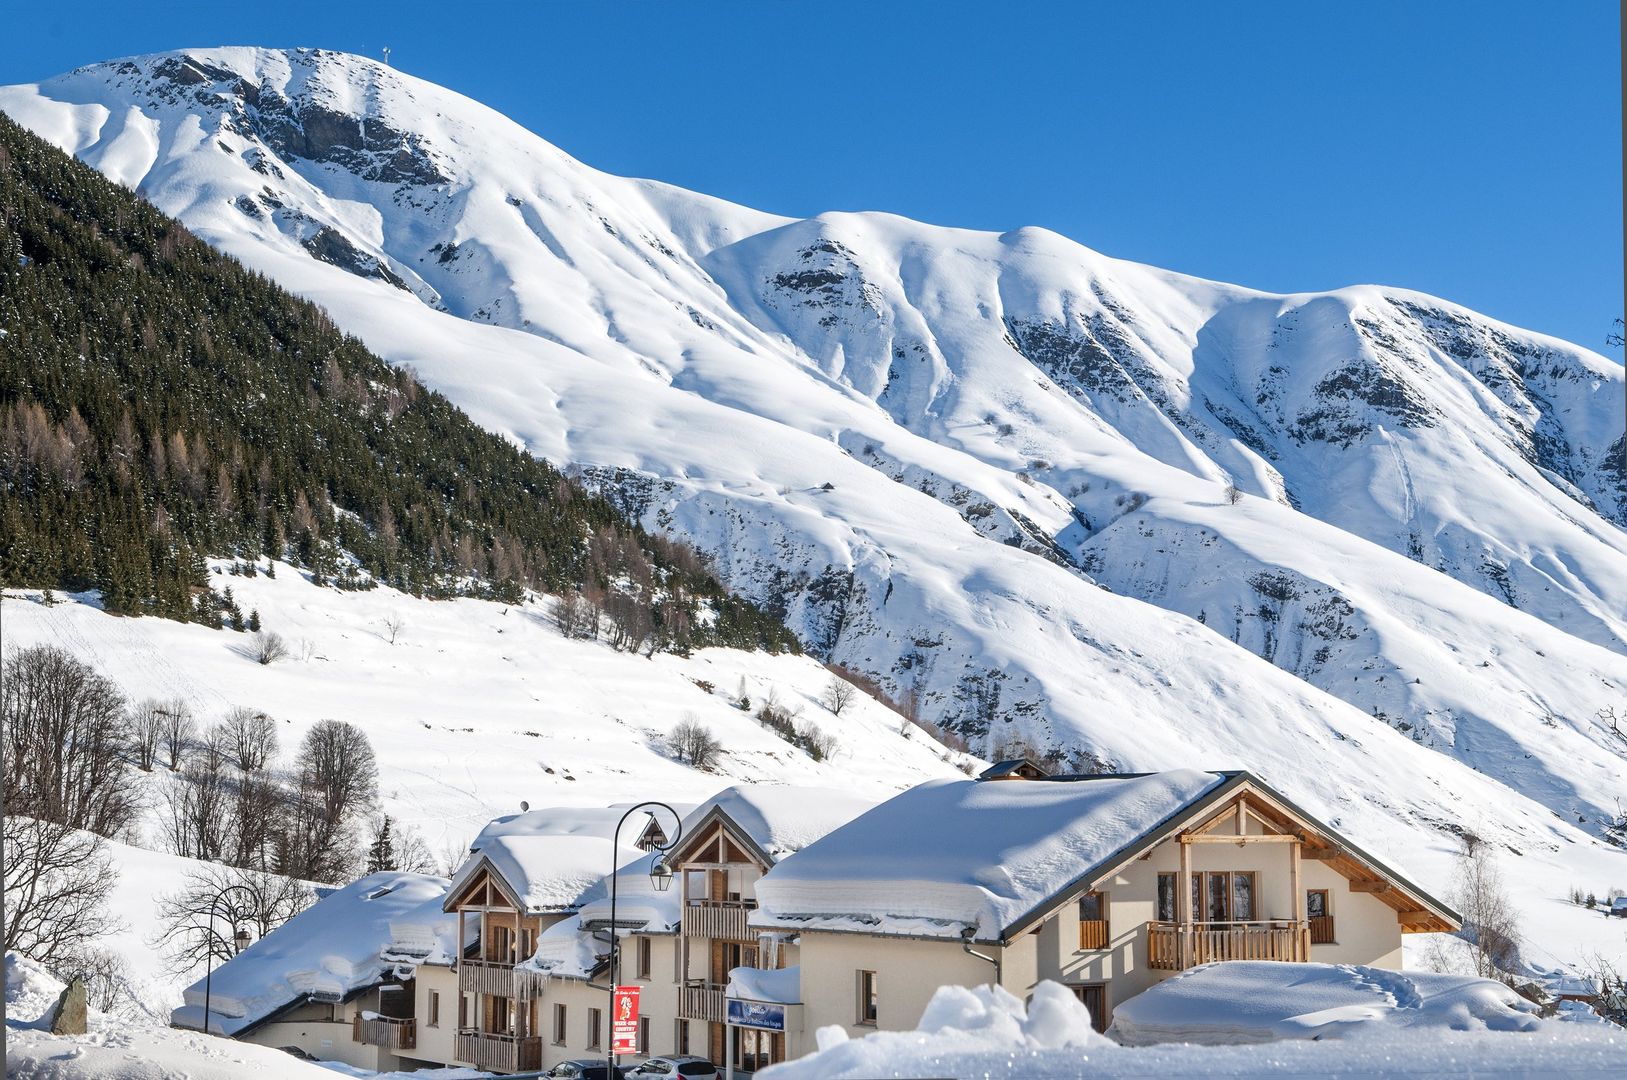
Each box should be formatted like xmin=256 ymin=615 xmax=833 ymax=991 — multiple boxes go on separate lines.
xmin=4 ymin=48 xmax=1626 ymax=963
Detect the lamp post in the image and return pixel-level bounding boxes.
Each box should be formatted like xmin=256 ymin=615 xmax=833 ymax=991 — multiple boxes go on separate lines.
xmin=198 ymin=883 xmax=258 ymax=1036
xmin=607 ymin=802 xmax=683 ymax=1080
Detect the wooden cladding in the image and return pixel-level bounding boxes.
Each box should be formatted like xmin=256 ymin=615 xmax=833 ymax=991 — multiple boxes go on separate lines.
xmin=1078 ymin=919 xmax=1110 ymax=950
xmin=454 ymin=1031 xmax=541 ymax=1073
xmin=352 ymin=1015 xmax=416 ymax=1050
xmin=1147 ymin=920 xmax=1308 ymax=970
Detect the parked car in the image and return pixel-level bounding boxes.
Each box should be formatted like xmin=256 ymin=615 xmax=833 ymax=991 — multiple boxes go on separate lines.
xmin=1611 ymin=896 xmax=1627 ymax=918
xmin=547 ymin=1060 xmax=626 ymax=1080
xmin=625 ymin=1056 xmax=720 ymax=1080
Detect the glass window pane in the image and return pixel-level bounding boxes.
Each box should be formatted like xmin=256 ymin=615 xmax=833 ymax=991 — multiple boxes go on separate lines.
xmin=1208 ymin=873 xmax=1228 ymax=921
xmin=1156 ymin=874 xmax=1175 ymax=922
xmin=1232 ymin=873 xmax=1253 ymax=921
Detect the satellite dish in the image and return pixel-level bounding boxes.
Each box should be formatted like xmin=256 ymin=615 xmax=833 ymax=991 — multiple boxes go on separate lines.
xmin=520 ymin=800 xmax=530 ymax=812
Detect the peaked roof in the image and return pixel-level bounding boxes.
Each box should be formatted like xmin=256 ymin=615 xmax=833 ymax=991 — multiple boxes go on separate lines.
xmin=671 ymin=784 xmax=879 ymax=867
xmin=752 ymin=770 xmax=1459 ymax=943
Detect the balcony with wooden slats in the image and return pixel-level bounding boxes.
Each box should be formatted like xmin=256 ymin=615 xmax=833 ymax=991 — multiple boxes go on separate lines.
xmin=682 ymin=900 xmax=754 ymax=940
xmin=352 ymin=1015 xmax=416 ymax=1051
xmin=457 ymin=958 xmax=548 ymax=1000
xmin=678 ymin=980 xmax=727 ymax=1022
xmin=1147 ymin=920 xmax=1308 ymax=970
xmin=1078 ymin=919 xmax=1110 ymax=950
xmin=455 ymin=1031 xmax=542 ymax=1074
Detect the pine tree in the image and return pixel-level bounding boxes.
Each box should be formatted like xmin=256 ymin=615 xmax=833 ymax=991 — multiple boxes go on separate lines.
xmin=366 ymin=816 xmax=397 ymax=874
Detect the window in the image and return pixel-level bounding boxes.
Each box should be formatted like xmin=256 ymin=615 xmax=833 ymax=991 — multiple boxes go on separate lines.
xmin=552 ymin=1003 xmax=567 ymax=1046
xmin=519 ymin=927 xmax=534 ymax=960
xmin=1308 ymin=888 xmax=1335 ymax=944
xmin=638 ymin=1015 xmax=650 ymax=1054
xmin=459 ymin=992 xmax=471 ymax=1029
xmin=427 ymin=990 xmax=440 ymax=1028
xmin=1156 ymin=873 xmax=1177 ymax=922
xmin=675 ymin=1018 xmax=690 ymax=1055
xmin=1231 ymin=872 xmax=1255 ymax=921
xmin=857 ymin=969 xmax=878 ymax=1026
xmin=1158 ymin=872 xmax=1256 ymax=922
xmin=587 ymin=1006 xmax=603 ymax=1049
xmin=1077 ymin=890 xmax=1109 ymax=949
xmin=1069 ymin=984 xmax=1109 ymax=1034
xmin=637 ymin=935 xmax=652 ymax=979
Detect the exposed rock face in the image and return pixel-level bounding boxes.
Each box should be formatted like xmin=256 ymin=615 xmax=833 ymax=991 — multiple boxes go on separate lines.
xmin=302 ymin=226 xmax=409 ymax=291
xmin=49 ymin=978 xmax=88 ymax=1035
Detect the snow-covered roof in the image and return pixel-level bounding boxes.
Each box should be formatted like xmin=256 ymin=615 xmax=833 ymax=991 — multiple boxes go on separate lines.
xmin=449 ymin=804 xmax=691 ymax=914
xmin=677 ymin=784 xmax=880 ymax=864
xmin=172 ymin=872 xmax=456 ymax=1036
xmin=727 ymin=964 xmax=801 ymax=1004
xmin=753 ymin=771 xmax=1226 ymax=940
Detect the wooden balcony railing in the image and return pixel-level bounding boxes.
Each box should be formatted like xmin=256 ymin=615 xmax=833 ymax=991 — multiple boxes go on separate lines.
xmin=352 ymin=1015 xmax=416 ymax=1050
xmin=683 ymin=900 xmax=755 ymax=940
xmin=1148 ymin=920 xmax=1308 ymax=970
xmin=678 ymin=980 xmax=727 ymax=1022
xmin=455 ymin=1031 xmax=541 ymax=1073
xmin=1078 ymin=919 xmax=1110 ymax=950
xmin=457 ymin=958 xmax=547 ymax=999
xmin=1309 ymin=915 xmax=1336 ymax=945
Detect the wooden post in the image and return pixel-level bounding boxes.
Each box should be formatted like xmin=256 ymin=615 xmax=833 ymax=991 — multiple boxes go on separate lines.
xmin=1178 ymin=835 xmax=1193 ymax=969
xmin=1289 ymin=839 xmax=1304 ymax=962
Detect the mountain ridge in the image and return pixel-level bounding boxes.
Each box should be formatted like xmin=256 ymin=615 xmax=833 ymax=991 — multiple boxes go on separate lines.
xmin=4 ymin=49 xmax=1625 ymax=946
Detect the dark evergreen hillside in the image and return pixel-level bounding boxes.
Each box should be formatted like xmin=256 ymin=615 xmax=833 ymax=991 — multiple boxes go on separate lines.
xmin=0 ymin=114 xmax=796 ymax=655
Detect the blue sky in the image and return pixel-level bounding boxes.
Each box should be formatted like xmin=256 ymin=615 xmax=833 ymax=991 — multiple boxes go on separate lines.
xmin=4 ymin=1 xmax=1620 ymax=351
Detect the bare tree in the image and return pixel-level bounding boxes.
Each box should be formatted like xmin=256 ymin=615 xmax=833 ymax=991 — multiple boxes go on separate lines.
xmin=129 ymin=699 xmax=166 ymax=771
xmin=821 ymin=676 xmax=857 ymax=717
xmin=1224 ymin=481 xmax=1244 ymax=505
xmin=252 ymin=631 xmax=289 ymax=665
xmin=667 ymin=717 xmax=723 ymax=770
xmin=797 ymin=721 xmax=839 ymax=763
xmin=381 ymin=612 xmax=406 ymax=645
xmin=551 ymin=591 xmax=598 ymax=640
xmin=56 ymin=945 xmax=139 ymax=1018
xmin=2 ymin=816 xmax=121 ymax=966
xmin=217 ymin=706 xmax=278 ymax=773
xmin=152 ymin=864 xmax=312 ymax=979
xmin=1451 ymin=839 xmax=1522 ymax=980
xmin=160 ymin=760 xmax=232 ymax=862
xmin=394 ymin=822 xmax=439 ymax=875
xmin=160 ymin=699 xmax=195 ymax=771
xmin=1 ymin=645 xmax=138 ymax=837
xmin=276 ymin=720 xmax=379 ymax=882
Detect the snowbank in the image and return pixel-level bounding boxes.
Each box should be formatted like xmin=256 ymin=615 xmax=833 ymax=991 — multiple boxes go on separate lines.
xmin=1108 ymin=961 xmax=1540 ymax=1045
xmin=728 ymin=964 xmax=801 ymax=1004
xmin=754 ymin=771 xmax=1223 ymax=938
xmin=761 ymin=977 xmax=1624 ymax=1080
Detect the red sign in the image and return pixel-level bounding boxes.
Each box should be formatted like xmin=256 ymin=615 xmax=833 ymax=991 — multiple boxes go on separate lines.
xmin=611 ymin=985 xmax=641 ymax=1055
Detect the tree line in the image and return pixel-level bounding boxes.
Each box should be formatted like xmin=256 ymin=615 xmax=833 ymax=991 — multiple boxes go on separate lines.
xmin=0 ymin=113 xmax=796 ymax=658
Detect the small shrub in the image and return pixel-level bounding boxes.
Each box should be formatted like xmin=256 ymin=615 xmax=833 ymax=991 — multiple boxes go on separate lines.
xmin=668 ymin=717 xmax=723 ymax=770
xmin=252 ymin=631 xmax=288 ymax=665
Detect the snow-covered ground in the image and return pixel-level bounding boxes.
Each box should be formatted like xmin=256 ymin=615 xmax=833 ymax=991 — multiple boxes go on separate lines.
xmin=2 ymin=565 xmax=969 ymax=1009
xmin=4 ymin=953 xmax=482 ymax=1080
xmin=1107 ymin=961 xmax=1542 ymax=1045
xmin=761 ymin=978 xmax=1625 ymax=1079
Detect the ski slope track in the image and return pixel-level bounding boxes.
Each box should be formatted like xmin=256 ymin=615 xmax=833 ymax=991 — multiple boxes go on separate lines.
xmin=5 ymin=48 xmax=1627 ymax=966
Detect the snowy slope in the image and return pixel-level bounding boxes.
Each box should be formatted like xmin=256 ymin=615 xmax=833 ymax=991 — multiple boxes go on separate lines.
xmin=3 ymin=48 xmax=1627 ymax=966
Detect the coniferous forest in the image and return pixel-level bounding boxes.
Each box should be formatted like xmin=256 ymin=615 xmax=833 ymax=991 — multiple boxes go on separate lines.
xmin=0 ymin=114 xmax=796 ymax=655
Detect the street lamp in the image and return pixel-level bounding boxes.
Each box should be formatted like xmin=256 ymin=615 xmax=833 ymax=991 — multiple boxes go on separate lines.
xmin=607 ymin=802 xmax=683 ymax=1080
xmin=197 ymin=883 xmax=258 ymax=1036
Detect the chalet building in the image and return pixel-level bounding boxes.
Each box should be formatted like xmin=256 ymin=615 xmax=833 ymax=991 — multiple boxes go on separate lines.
xmin=173 ymin=770 xmax=1455 ymax=1074
xmin=748 ymin=767 xmax=1459 ymax=1053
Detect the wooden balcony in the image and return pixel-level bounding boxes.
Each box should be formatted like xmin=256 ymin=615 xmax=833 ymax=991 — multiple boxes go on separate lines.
xmin=1148 ymin=920 xmax=1308 ymax=970
xmin=1078 ymin=919 xmax=1110 ymax=950
xmin=1309 ymin=915 xmax=1336 ymax=945
xmin=457 ymin=958 xmax=547 ymax=999
xmin=352 ymin=1015 xmax=416 ymax=1051
xmin=678 ymin=980 xmax=727 ymax=1022
xmin=455 ymin=1031 xmax=541 ymax=1073
xmin=683 ymin=900 xmax=755 ymax=940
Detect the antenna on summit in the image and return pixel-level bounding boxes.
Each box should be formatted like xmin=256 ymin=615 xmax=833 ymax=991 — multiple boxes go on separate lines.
xmin=381 ymin=46 xmax=391 ymax=67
